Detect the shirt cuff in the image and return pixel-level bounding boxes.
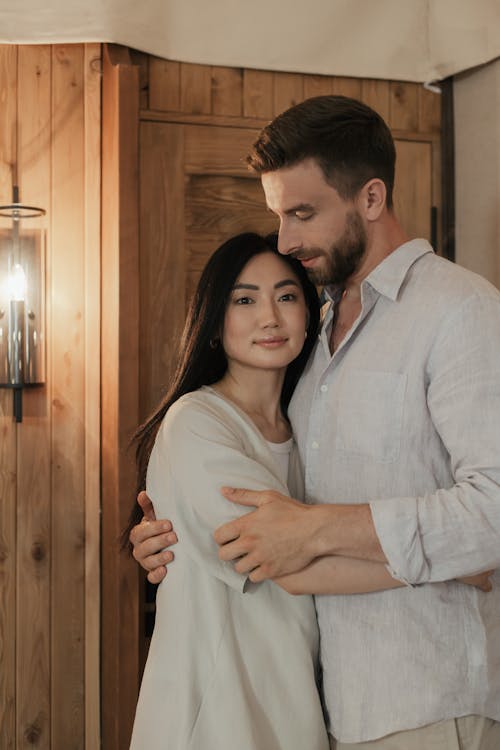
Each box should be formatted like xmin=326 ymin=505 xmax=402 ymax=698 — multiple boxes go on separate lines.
xmin=369 ymin=497 xmax=431 ymax=584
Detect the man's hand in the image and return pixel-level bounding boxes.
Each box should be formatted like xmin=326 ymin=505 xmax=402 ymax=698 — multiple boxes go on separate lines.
xmin=129 ymin=491 xmax=178 ymax=584
xmin=457 ymin=570 xmax=494 ymax=592
xmin=214 ymin=488 xmax=319 ymax=581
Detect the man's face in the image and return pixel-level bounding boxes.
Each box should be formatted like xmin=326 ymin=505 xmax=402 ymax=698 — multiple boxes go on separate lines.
xmin=261 ymin=158 xmax=367 ymax=286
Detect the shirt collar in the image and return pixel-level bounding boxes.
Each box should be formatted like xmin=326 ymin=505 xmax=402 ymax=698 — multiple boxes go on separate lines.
xmin=323 ymin=238 xmax=434 ymax=304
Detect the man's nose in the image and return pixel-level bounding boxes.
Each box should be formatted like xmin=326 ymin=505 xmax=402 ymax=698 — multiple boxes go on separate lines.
xmin=277 ymin=222 xmax=301 ymax=256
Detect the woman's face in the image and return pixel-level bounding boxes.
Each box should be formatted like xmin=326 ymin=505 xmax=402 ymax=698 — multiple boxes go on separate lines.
xmin=222 ymin=252 xmax=308 ymax=375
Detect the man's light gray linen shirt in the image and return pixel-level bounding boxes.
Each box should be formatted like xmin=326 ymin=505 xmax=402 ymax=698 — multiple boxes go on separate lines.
xmin=289 ymin=239 xmax=500 ymax=743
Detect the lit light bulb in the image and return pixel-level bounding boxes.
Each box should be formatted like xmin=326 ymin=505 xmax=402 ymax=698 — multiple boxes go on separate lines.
xmin=6 ymin=263 xmax=27 ymax=301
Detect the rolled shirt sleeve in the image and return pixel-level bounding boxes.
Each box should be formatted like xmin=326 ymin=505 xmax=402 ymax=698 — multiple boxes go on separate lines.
xmin=370 ymin=291 xmax=500 ymax=584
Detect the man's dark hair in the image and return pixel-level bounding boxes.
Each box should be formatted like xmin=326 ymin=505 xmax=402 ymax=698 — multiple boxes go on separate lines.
xmin=247 ymin=95 xmax=396 ymax=209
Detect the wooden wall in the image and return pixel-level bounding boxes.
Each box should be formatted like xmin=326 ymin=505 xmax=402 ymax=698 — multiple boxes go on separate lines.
xmin=0 ymin=44 xmax=101 ymax=749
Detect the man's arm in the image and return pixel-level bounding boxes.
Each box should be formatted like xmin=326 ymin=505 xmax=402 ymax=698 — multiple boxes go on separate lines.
xmin=214 ymin=487 xmax=385 ymax=581
xmin=216 ymin=293 xmax=500 ymax=584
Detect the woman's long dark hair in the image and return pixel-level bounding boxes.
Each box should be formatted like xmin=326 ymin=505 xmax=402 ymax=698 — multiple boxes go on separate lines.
xmin=123 ymin=232 xmax=320 ymax=545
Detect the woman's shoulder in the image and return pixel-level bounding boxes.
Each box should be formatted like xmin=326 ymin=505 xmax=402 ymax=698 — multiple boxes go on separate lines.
xmin=160 ymin=387 xmax=253 ymax=444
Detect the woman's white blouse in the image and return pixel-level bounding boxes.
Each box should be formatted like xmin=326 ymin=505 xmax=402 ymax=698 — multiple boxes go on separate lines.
xmin=130 ymin=387 xmax=329 ymax=750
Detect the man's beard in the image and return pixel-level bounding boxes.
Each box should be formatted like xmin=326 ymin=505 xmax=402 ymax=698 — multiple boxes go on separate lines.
xmin=304 ymin=210 xmax=367 ymax=286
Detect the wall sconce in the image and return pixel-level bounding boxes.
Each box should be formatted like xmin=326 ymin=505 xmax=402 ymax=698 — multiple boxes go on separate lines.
xmin=0 ymin=187 xmax=46 ymax=422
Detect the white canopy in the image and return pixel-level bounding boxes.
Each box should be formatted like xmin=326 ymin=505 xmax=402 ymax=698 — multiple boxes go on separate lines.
xmin=2 ymin=0 xmax=499 ymax=82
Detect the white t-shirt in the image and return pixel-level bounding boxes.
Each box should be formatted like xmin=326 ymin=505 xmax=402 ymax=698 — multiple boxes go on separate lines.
xmin=130 ymin=387 xmax=329 ymax=750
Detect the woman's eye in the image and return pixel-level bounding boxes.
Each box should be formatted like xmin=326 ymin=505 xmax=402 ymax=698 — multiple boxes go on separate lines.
xmin=279 ymin=293 xmax=297 ymax=302
xmin=234 ymin=296 xmax=253 ymax=305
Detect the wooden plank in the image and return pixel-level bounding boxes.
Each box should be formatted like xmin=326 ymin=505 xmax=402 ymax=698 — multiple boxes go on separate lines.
xmin=389 ymin=81 xmax=419 ymax=132
xmin=0 ymin=44 xmax=18 ymax=750
xmin=149 ymin=57 xmax=180 ymax=111
xmin=361 ymin=79 xmax=390 ymax=121
xmin=140 ymin=122 xmax=187 ymax=418
xmin=83 ymin=42 xmax=101 ymax=750
xmin=16 ymin=44 xmax=52 ymax=750
xmin=394 ymin=139 xmax=432 ymax=241
xmin=180 ymin=62 xmax=212 ymax=114
xmin=303 ymin=74 xmax=333 ymax=99
xmin=273 ymin=72 xmax=304 ymax=115
xmin=418 ymin=84 xmax=441 ymax=133
xmin=184 ymin=124 xmax=260 ymax=176
xmin=141 ymin=108 xmax=271 ymax=130
xmin=130 ymin=48 xmax=149 ymax=110
xmin=185 ymin=174 xmax=275 ymax=245
xmin=332 ymin=76 xmax=362 ymax=99
xmin=242 ymin=69 xmax=274 ymax=119
xmin=211 ymin=66 xmax=243 ymax=117
xmin=101 ymin=44 xmax=141 ymax=750
xmin=50 ymin=43 xmax=85 ymax=750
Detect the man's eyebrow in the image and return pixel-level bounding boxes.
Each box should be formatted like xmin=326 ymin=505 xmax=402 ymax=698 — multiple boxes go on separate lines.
xmin=265 ymin=203 xmax=314 ymax=215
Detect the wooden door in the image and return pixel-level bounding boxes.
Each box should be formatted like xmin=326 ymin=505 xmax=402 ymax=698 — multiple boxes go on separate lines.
xmin=139 ymin=122 xmax=279 ymax=418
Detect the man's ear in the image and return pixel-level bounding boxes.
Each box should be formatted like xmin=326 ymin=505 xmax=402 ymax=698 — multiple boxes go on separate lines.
xmin=358 ymin=178 xmax=386 ymax=221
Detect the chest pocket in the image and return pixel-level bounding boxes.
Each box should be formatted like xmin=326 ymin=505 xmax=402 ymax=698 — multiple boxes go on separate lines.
xmin=334 ymin=370 xmax=407 ymax=462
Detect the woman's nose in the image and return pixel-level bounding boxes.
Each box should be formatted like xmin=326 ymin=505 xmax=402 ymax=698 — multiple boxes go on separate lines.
xmin=259 ymin=298 xmax=280 ymax=327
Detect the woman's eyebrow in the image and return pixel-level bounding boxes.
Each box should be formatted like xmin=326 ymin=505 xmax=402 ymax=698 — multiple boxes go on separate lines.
xmin=275 ymin=279 xmax=299 ymax=289
xmin=233 ymin=279 xmax=299 ymax=291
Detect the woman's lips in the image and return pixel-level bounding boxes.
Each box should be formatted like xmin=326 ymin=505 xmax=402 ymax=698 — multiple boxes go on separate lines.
xmin=254 ymin=337 xmax=288 ymax=347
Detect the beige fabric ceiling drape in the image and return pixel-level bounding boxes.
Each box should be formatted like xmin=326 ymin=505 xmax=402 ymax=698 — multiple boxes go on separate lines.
xmin=1 ymin=0 xmax=499 ymax=82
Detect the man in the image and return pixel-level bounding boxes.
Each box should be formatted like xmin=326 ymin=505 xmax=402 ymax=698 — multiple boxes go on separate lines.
xmin=131 ymin=96 xmax=500 ymax=749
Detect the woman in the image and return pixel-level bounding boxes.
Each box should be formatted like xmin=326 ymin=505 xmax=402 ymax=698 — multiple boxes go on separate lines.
xmin=129 ymin=232 xmax=332 ymax=749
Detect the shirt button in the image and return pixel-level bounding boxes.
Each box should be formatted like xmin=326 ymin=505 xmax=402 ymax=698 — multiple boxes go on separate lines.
xmin=311 ymin=441 xmax=319 ymax=450
xmin=320 ymin=384 xmax=328 ymax=393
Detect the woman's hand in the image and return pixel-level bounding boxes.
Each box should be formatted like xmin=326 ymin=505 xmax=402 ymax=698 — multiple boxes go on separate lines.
xmin=129 ymin=491 xmax=178 ymax=584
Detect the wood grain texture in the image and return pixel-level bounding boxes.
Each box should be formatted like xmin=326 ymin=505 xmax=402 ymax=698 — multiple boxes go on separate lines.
xmin=332 ymin=76 xmax=362 ymax=99
xmin=273 ymin=72 xmax=304 ymax=115
xmin=50 ymin=43 xmax=86 ymax=750
xmin=180 ymin=62 xmax=212 ymax=114
xmin=149 ymin=57 xmax=180 ymax=111
xmin=101 ymin=44 xmax=141 ymax=750
xmin=243 ymin=69 xmax=274 ymax=118
xmin=211 ymin=66 xmax=243 ymax=116
xmin=16 ymin=44 xmax=52 ymax=750
xmin=139 ymin=122 xmax=187 ymax=418
xmin=0 ymin=44 xmax=18 ymax=750
xmin=394 ymin=139 xmax=432 ymax=241
xmin=83 ymin=42 xmax=102 ymax=750
xmin=389 ymin=81 xmax=419 ymax=132
xmin=184 ymin=124 xmax=258 ymax=177
xmin=303 ymin=74 xmax=334 ymax=99
xmin=361 ymin=79 xmax=390 ymax=121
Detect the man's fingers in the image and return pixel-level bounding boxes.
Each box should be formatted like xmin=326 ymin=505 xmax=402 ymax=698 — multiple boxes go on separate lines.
xmin=220 ymin=487 xmax=261 ymax=507
xmin=137 ymin=490 xmax=157 ymax=521
xmin=217 ymin=536 xmax=249 ymax=561
xmin=214 ymin=518 xmax=242 ymax=546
